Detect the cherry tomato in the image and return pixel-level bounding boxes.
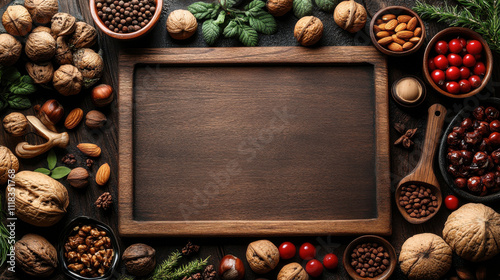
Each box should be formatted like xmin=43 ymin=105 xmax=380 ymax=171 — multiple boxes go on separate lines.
xmin=469 ymin=75 xmax=482 ymax=88
xmin=460 ymin=66 xmax=471 ymax=79
xmin=473 ymin=62 xmax=486 ymax=75
xmin=305 ymin=259 xmax=323 ymax=277
xmin=489 ymin=132 xmax=500 ymax=146
xmin=444 ymin=195 xmax=459 ymax=210
xmin=428 ymin=58 xmax=436 ymax=71
xmin=431 ymin=69 xmax=446 ymax=86
xmin=279 ymin=242 xmax=296 ymax=260
xmin=323 ymin=253 xmax=339 ymax=270
xmin=458 ymin=37 xmax=467 ymax=49
xmin=434 ymin=55 xmax=449 ymax=70
xmin=446 ymin=66 xmax=461 ymax=81
xmin=434 ymin=40 xmax=448 ymax=55
xmin=459 ymin=79 xmax=472 ymax=93
xmin=466 ymin=40 xmax=483 ymax=55
xmin=448 ymin=38 xmax=463 ymax=54
xmin=447 ymin=53 xmax=462 ymax=67
xmin=299 ymin=243 xmax=316 ymax=260
xmin=446 ymin=81 xmax=460 ymax=94
xmin=462 ymin=54 xmax=476 ymax=68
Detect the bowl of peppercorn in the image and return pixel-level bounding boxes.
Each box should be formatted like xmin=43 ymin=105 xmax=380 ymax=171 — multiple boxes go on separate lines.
xmin=90 ymin=0 xmax=163 ymax=40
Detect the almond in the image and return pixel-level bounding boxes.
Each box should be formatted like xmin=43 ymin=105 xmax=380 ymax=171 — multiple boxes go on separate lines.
xmin=392 ymin=34 xmax=406 ymax=45
xmin=376 ymin=31 xmax=390 ymax=38
xmin=382 ymin=14 xmax=396 ymax=21
xmin=96 ymin=163 xmax=110 ymax=186
xmin=409 ymin=36 xmax=421 ymax=43
xmin=403 ymin=41 xmax=414 ymax=50
xmin=397 ymin=30 xmax=414 ymax=39
xmin=376 ymin=19 xmax=384 ymax=25
xmin=64 ymin=108 xmax=83 ymax=130
xmin=377 ymin=36 xmax=393 ymax=46
xmin=397 ymin=15 xmax=412 ymax=23
xmin=378 ymin=23 xmax=386 ymax=31
xmin=407 ymin=17 xmax=418 ymax=31
xmin=414 ymin=27 xmax=422 ymax=37
xmin=395 ymin=22 xmax=407 ymax=33
xmin=385 ymin=19 xmax=398 ymax=31
xmin=77 ymin=143 xmax=101 ymax=157
xmin=387 ymin=42 xmax=403 ymax=52
xmin=373 ymin=25 xmax=381 ymax=33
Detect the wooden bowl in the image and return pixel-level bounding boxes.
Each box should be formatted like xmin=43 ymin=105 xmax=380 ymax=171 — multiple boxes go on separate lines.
xmin=370 ymin=6 xmax=426 ymax=56
xmin=423 ymin=27 xmax=493 ymax=98
xmin=343 ymin=235 xmax=397 ymax=280
xmin=89 ymin=0 xmax=163 ymax=40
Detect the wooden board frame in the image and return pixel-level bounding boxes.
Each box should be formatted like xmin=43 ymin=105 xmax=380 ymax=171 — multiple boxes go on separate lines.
xmin=118 ymin=47 xmax=390 ymax=237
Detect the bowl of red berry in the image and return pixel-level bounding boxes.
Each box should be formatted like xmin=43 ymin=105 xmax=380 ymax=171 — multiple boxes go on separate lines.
xmin=423 ymin=27 xmax=493 ymax=98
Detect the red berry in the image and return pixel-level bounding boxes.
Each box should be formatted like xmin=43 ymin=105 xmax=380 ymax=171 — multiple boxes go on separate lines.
xmin=466 ymin=40 xmax=483 ymax=55
xmin=446 ymin=66 xmax=461 ymax=81
xmin=473 ymin=62 xmax=486 ymax=75
xmin=459 ymin=79 xmax=472 ymax=93
xmin=458 ymin=37 xmax=467 ymax=49
xmin=489 ymin=132 xmax=500 ymax=145
xmin=428 ymin=58 xmax=436 ymax=71
xmin=434 ymin=55 xmax=449 ymax=70
xmin=444 ymin=195 xmax=459 ymax=210
xmin=323 ymin=253 xmax=339 ymax=270
xmin=431 ymin=69 xmax=446 ymax=86
xmin=460 ymin=66 xmax=471 ymax=79
xmin=462 ymin=54 xmax=476 ymax=68
xmin=449 ymin=38 xmax=463 ymax=54
xmin=305 ymin=259 xmax=323 ymax=277
xmin=447 ymin=53 xmax=462 ymax=67
xmin=446 ymin=81 xmax=460 ymax=94
xmin=435 ymin=40 xmax=448 ymax=54
xmin=279 ymin=242 xmax=296 ymax=260
xmin=299 ymin=243 xmax=316 ymax=260
xmin=469 ymin=75 xmax=482 ymax=88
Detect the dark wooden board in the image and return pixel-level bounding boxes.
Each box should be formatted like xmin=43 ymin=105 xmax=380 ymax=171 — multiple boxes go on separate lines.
xmin=118 ymin=46 xmax=391 ymax=237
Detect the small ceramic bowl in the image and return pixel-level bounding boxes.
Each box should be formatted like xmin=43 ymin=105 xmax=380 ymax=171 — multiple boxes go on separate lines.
xmin=59 ymin=216 xmax=120 ymax=280
xmin=343 ymin=235 xmax=397 ymax=280
xmin=423 ymin=27 xmax=493 ymax=98
xmin=391 ymin=76 xmax=426 ymax=107
xmin=370 ymin=6 xmax=426 ymax=56
xmin=89 ymin=0 xmax=163 ymax=40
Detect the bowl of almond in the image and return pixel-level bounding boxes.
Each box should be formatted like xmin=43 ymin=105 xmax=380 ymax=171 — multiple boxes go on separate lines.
xmin=370 ymin=6 xmax=426 ymax=56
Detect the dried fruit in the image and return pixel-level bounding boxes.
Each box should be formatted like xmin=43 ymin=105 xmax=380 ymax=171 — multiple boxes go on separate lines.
xmin=2 ymin=5 xmax=32 ymax=36
xmin=26 ymin=61 xmax=54 ymax=84
xmin=53 ymin=64 xmax=83 ymax=96
xmin=3 ymin=113 xmax=28 ymax=137
xmin=77 ymin=143 xmax=101 ymax=157
xmin=64 ymin=108 xmax=83 ymax=129
xmin=54 ymin=36 xmax=73 ymax=65
xmin=24 ymin=0 xmax=58 ymax=24
xmin=69 ymin=21 xmax=97 ymax=49
xmin=0 ymin=34 xmax=22 ymax=67
xmin=96 ymin=163 xmax=110 ymax=186
xmin=25 ymin=31 xmax=56 ymax=62
xmin=334 ymin=0 xmax=367 ymax=33
xmin=266 ymin=0 xmax=293 ymax=17
xmin=51 ymin=12 xmax=76 ymax=36
xmin=294 ymin=16 xmax=323 ymax=46
xmin=85 ymin=110 xmax=107 ymax=129
xmin=0 ymin=146 xmax=19 ymax=184
xmin=67 ymin=167 xmax=89 ymax=188
xmin=166 ymin=10 xmax=198 ymax=40
xmin=73 ymin=48 xmax=104 ymax=88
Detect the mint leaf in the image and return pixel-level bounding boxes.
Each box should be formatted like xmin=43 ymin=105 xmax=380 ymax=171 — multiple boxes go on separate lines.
xmin=51 ymin=166 xmax=71 ymax=179
xmin=34 ymin=168 xmax=51 ymax=176
xmin=202 ymin=19 xmax=221 ymax=45
xmin=1 ymin=68 xmax=20 ymax=86
xmin=214 ymin=10 xmax=226 ymax=24
xmin=249 ymin=12 xmax=277 ymax=34
xmin=220 ymin=0 xmax=237 ymax=8
xmin=223 ymin=20 xmax=241 ymax=37
xmin=314 ymin=0 xmax=338 ymax=12
xmin=47 ymin=150 xmax=57 ymax=170
xmin=245 ymin=0 xmax=266 ymax=11
xmin=238 ymin=25 xmax=258 ymax=46
xmin=7 ymin=95 xmax=30 ymax=109
xmin=9 ymin=76 xmax=36 ymax=95
xmin=293 ymin=0 xmax=313 ymax=18
xmin=188 ymin=2 xmax=216 ymax=20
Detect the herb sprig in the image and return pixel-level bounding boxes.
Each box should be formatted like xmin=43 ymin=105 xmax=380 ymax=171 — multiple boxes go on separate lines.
xmin=0 ymin=66 xmax=36 ymax=112
xmin=34 ymin=150 xmax=72 ymax=179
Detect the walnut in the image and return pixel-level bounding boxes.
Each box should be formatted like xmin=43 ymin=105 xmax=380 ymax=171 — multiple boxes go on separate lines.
xmin=246 ymin=240 xmax=280 ymax=274
xmin=11 ymin=171 xmax=69 ymax=227
xmin=3 ymin=113 xmax=28 ymax=137
xmin=15 ymin=234 xmax=58 ymax=277
xmin=53 ymin=64 xmax=83 ymax=96
xmin=69 ymin=22 xmax=97 ymax=49
xmin=294 ymin=16 xmax=323 ymax=46
xmin=2 ymin=5 xmax=32 ymax=36
xmin=166 ymin=10 xmax=198 ymax=40
xmin=26 ymin=61 xmax=54 ymax=84
xmin=334 ymin=0 xmax=367 ymax=33
xmin=51 ymin=12 xmax=76 ymax=36
xmin=73 ymin=48 xmax=104 ymax=88
xmin=55 ymin=36 xmax=73 ymax=65
xmin=0 ymin=146 xmax=19 ymax=185
xmin=122 ymin=243 xmax=156 ymax=276
xmin=277 ymin=263 xmax=308 ymax=280
xmin=25 ymin=31 xmax=56 ymax=62
xmin=0 ymin=34 xmax=22 ymax=67
xmin=266 ymin=0 xmax=293 ymax=16
xmin=24 ymin=0 xmax=58 ymax=24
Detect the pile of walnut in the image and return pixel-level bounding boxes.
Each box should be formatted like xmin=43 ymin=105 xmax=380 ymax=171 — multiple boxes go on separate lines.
xmin=1 ymin=1 xmax=104 ymax=95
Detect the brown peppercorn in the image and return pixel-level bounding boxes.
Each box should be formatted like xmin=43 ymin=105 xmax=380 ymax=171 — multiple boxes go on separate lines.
xmin=2 ymin=5 xmax=32 ymax=36
xmin=294 ymin=16 xmax=323 ymax=46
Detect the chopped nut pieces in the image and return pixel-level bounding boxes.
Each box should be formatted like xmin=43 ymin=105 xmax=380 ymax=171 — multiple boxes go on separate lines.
xmin=182 ymin=241 xmax=200 ymax=256
xmin=86 ymin=158 xmax=94 ymax=168
xmin=62 ymin=153 xmax=77 ymax=165
xmin=95 ymin=192 xmax=112 ymax=210
xmin=350 ymin=242 xmax=390 ymax=278
xmin=399 ymin=184 xmax=438 ymax=218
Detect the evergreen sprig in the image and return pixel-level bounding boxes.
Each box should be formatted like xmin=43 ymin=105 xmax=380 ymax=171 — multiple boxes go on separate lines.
xmin=145 ymin=251 xmax=209 ymax=280
xmin=414 ymin=0 xmax=500 ymax=53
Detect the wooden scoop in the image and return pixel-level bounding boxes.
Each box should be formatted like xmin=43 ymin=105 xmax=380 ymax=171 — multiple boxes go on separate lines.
xmin=395 ymin=104 xmax=447 ymax=224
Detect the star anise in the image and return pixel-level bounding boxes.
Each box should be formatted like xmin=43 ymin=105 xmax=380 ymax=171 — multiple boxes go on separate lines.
xmin=394 ymin=123 xmax=418 ymax=149
xmin=95 ymin=192 xmax=112 ymax=210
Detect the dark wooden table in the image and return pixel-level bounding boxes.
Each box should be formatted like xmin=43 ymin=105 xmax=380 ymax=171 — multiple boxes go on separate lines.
xmin=1 ymin=0 xmax=499 ymax=279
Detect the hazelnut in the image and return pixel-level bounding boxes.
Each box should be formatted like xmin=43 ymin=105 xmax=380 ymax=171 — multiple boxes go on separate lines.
xmin=246 ymin=240 xmax=280 ymax=274
xmin=73 ymin=48 xmax=104 ymax=88
xmin=294 ymin=16 xmax=323 ymax=46
xmin=2 ymin=5 xmax=32 ymax=36
xmin=15 ymin=234 xmax=58 ymax=277
xmin=53 ymin=64 xmax=83 ymax=96
xmin=122 ymin=243 xmax=156 ymax=276
xmin=166 ymin=10 xmax=198 ymax=40
xmin=67 ymin=167 xmax=89 ymax=188
xmin=278 ymin=263 xmax=309 ymax=280
xmin=85 ymin=110 xmax=107 ymax=129
xmin=51 ymin=12 xmax=76 ymax=36
xmin=25 ymin=0 xmax=59 ymax=24
xmin=26 ymin=61 xmax=54 ymax=84
xmin=266 ymin=0 xmax=293 ymax=17
xmin=334 ymin=0 xmax=367 ymax=33
xmin=3 ymin=112 xmax=28 ymax=137
xmin=92 ymin=84 xmax=114 ymax=107
xmin=36 ymin=99 xmax=64 ymax=131
xmin=219 ymin=255 xmax=245 ymax=280
xmin=25 ymin=31 xmax=56 ymax=62
xmin=0 ymin=34 xmax=22 ymax=67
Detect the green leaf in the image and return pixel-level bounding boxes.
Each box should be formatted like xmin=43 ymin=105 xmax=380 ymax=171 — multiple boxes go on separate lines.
xmin=47 ymin=150 xmax=57 ymax=170
xmin=7 ymin=95 xmax=30 ymax=109
xmin=34 ymin=168 xmax=51 ymax=175
xmin=202 ymin=19 xmax=221 ymax=45
xmin=314 ymin=0 xmax=338 ymax=12
xmin=1 ymin=68 xmax=20 ymax=86
xmin=188 ymin=2 xmax=217 ymax=20
xmin=249 ymin=12 xmax=277 ymax=34
xmin=238 ymin=25 xmax=258 ymax=46
xmin=220 ymin=0 xmax=237 ymax=8
xmin=51 ymin=166 xmax=72 ymax=179
xmin=214 ymin=10 xmax=226 ymax=24
xmin=245 ymin=0 xmax=266 ymax=11
xmin=223 ymin=20 xmax=241 ymax=37
xmin=293 ymin=0 xmax=313 ymax=18
xmin=9 ymin=76 xmax=36 ymax=95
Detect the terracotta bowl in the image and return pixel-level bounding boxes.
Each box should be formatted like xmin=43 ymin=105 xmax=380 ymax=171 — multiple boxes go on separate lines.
xmin=89 ymin=0 xmax=163 ymax=40
xmin=423 ymin=27 xmax=493 ymax=98
xmin=370 ymin=6 xmax=426 ymax=56
xmin=343 ymin=235 xmax=397 ymax=280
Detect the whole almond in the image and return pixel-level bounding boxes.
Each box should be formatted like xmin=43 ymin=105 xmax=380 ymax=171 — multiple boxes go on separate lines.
xmin=397 ymin=15 xmax=412 ymax=23
xmin=409 ymin=36 xmax=421 ymax=43
xmin=414 ymin=27 xmax=422 ymax=37
xmin=397 ymin=30 xmax=414 ymax=39
xmin=407 ymin=17 xmax=418 ymax=30
xmin=378 ymin=23 xmax=386 ymax=31
xmin=96 ymin=163 xmax=110 ymax=186
xmin=388 ymin=42 xmax=403 ymax=52
xmin=376 ymin=31 xmax=390 ymax=38
xmin=377 ymin=36 xmax=393 ymax=46
xmin=392 ymin=34 xmax=406 ymax=45
xmin=382 ymin=14 xmax=396 ymax=21
xmin=67 ymin=167 xmax=89 ymax=188
xmin=77 ymin=143 xmax=101 ymax=157
xmin=403 ymin=41 xmax=414 ymax=50
xmin=385 ymin=19 xmax=398 ymax=30
xmin=64 ymin=108 xmax=83 ymax=129
xmin=376 ymin=19 xmax=383 ymax=25
xmin=85 ymin=110 xmax=107 ymax=129
xmin=395 ymin=22 xmax=407 ymax=32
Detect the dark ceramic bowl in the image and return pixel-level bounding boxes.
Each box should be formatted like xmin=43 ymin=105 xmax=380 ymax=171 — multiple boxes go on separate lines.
xmin=58 ymin=216 xmax=120 ymax=280
xmin=438 ymin=97 xmax=500 ymax=203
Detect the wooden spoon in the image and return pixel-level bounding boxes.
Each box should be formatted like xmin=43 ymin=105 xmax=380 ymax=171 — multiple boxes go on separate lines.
xmin=395 ymin=104 xmax=447 ymax=224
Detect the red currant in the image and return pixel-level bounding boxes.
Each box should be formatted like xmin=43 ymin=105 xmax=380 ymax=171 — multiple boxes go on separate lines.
xmin=444 ymin=195 xmax=459 ymax=210
xmin=434 ymin=55 xmax=449 ymax=70
xmin=446 ymin=81 xmax=460 ymax=94
xmin=466 ymin=40 xmax=483 ymax=55
xmin=473 ymin=62 xmax=486 ymax=75
xmin=305 ymin=259 xmax=323 ymax=277
xmin=279 ymin=242 xmax=296 ymax=260
xmin=459 ymin=79 xmax=472 ymax=93
xmin=449 ymin=38 xmax=463 ymax=54
xmin=428 ymin=58 xmax=436 ymax=71
xmin=446 ymin=66 xmax=461 ymax=81
xmin=435 ymin=40 xmax=448 ymax=54
xmin=462 ymin=54 xmax=476 ymax=68
xmin=431 ymin=69 xmax=446 ymax=86
xmin=299 ymin=243 xmax=316 ymax=260
xmin=469 ymin=75 xmax=482 ymax=88
xmin=460 ymin=66 xmax=471 ymax=79
xmin=323 ymin=253 xmax=338 ymax=270
xmin=447 ymin=53 xmax=462 ymax=67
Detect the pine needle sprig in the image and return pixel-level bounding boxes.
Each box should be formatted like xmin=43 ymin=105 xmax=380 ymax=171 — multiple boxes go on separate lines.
xmin=148 ymin=251 xmax=183 ymax=280
xmin=163 ymin=256 xmax=210 ymax=280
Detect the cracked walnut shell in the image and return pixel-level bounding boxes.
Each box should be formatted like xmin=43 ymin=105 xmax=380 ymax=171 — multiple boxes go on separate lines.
xmin=25 ymin=31 xmax=56 ymax=62
xmin=334 ymin=0 xmax=367 ymax=33
xmin=3 ymin=113 xmax=28 ymax=137
xmin=246 ymin=240 xmax=280 ymax=274
xmin=122 ymin=243 xmax=156 ymax=276
xmin=26 ymin=61 xmax=54 ymax=84
xmin=53 ymin=64 xmax=83 ymax=96
xmin=25 ymin=0 xmax=58 ymax=24
xmin=0 ymin=34 xmax=22 ymax=67
xmin=166 ymin=10 xmax=198 ymax=40
xmin=294 ymin=16 xmax=323 ymax=46
xmin=0 ymin=145 xmax=19 ymax=185
xmin=278 ymin=263 xmax=308 ymax=280
xmin=2 ymin=5 xmax=32 ymax=36
xmin=69 ymin=22 xmax=97 ymax=49
xmin=266 ymin=0 xmax=293 ymax=16
xmin=15 ymin=234 xmax=58 ymax=277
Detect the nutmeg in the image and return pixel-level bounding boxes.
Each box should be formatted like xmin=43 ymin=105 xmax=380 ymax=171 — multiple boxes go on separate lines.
xmin=0 ymin=146 xmax=19 ymax=185
xmin=69 ymin=21 xmax=97 ymax=49
xmin=3 ymin=113 xmax=28 ymax=137
xmin=53 ymin=64 xmax=83 ymax=96
xmin=266 ymin=0 xmax=293 ymax=16
xmin=25 ymin=31 xmax=56 ymax=62
xmin=67 ymin=167 xmax=89 ymax=188
xmin=294 ymin=16 xmax=323 ymax=46
xmin=73 ymin=48 xmax=104 ymax=88
xmin=51 ymin=12 xmax=76 ymax=36
xmin=122 ymin=243 xmax=156 ymax=276
xmin=25 ymin=0 xmax=58 ymax=24
xmin=15 ymin=234 xmax=58 ymax=277
xmin=85 ymin=110 xmax=107 ymax=129
xmin=0 ymin=34 xmax=22 ymax=67
xmin=166 ymin=10 xmax=198 ymax=40
xmin=334 ymin=0 xmax=367 ymax=33
xmin=92 ymin=84 xmax=114 ymax=107
xmin=2 ymin=5 xmax=32 ymax=36
xmin=277 ymin=263 xmax=308 ymax=280
xmin=246 ymin=240 xmax=280 ymax=274
xmin=26 ymin=61 xmax=54 ymax=84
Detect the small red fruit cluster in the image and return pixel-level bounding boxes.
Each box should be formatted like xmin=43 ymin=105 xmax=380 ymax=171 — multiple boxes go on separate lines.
xmin=429 ymin=37 xmax=485 ymax=95
xmin=279 ymin=242 xmax=338 ymax=278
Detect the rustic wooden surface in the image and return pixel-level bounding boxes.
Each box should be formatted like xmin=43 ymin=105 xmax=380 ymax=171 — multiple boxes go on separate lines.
xmin=1 ymin=0 xmax=500 ymax=279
